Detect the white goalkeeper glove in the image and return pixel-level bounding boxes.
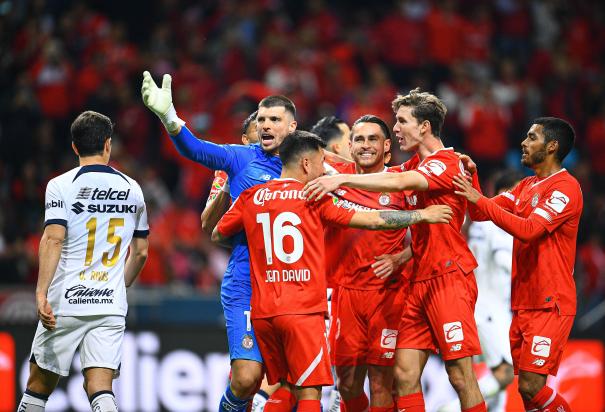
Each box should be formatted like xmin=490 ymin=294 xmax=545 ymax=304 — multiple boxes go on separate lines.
xmin=141 ymin=70 xmax=185 ymax=135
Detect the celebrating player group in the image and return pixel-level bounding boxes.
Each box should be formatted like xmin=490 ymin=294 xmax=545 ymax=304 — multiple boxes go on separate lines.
xmin=17 ymin=68 xmax=582 ymax=412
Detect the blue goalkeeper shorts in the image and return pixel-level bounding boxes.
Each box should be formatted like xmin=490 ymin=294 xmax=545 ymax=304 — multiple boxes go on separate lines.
xmin=222 ymin=300 xmax=263 ymax=363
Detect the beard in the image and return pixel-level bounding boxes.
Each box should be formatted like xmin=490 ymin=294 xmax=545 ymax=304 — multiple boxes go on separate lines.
xmin=521 ymin=146 xmax=547 ymax=167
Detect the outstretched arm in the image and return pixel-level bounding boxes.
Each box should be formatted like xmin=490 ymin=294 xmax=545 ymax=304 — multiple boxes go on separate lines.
xmin=201 ymin=180 xmax=231 ymax=235
xmin=304 ymin=170 xmax=428 ymax=201
xmin=453 ymin=174 xmax=546 ymax=242
xmin=348 ymin=205 xmax=453 ymax=230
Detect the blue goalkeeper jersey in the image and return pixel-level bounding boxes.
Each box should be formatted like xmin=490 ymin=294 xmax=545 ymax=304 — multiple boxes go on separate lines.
xmin=170 ymin=126 xmax=282 ymax=301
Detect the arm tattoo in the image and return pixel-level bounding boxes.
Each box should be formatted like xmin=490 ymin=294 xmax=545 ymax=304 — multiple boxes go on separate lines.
xmin=378 ymin=210 xmax=422 ymax=229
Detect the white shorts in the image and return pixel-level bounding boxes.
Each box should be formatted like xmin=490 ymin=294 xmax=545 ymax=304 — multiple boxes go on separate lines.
xmin=475 ymin=291 xmax=513 ymax=368
xmin=30 ymin=315 xmax=125 ymax=376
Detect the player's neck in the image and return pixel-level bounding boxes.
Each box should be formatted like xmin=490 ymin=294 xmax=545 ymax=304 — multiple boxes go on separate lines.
xmin=280 ymin=169 xmax=304 ymax=182
xmin=79 ymin=155 xmax=108 ymax=167
xmin=355 ymin=162 xmax=384 ymax=175
xmin=533 ymin=159 xmax=563 ymax=178
xmin=417 ymin=135 xmax=444 ymax=160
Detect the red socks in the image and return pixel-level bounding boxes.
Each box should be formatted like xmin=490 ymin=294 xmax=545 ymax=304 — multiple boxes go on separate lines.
xmin=396 ymin=392 xmax=425 ymax=412
xmin=462 ymin=402 xmax=487 ymax=412
xmin=342 ymin=393 xmax=370 ymax=412
xmin=528 ymin=386 xmax=572 ymax=412
xmin=297 ymin=400 xmax=322 ymax=412
xmin=264 ymin=387 xmax=297 ymax=412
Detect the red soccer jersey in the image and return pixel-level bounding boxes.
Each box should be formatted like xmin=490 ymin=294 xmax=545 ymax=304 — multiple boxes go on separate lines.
xmin=217 ymin=178 xmax=355 ymax=319
xmin=206 ymin=170 xmax=228 ymax=205
xmin=407 ymin=148 xmax=478 ymax=281
xmin=324 ymin=163 xmax=408 ymax=290
xmin=487 ymin=169 xmax=583 ymax=315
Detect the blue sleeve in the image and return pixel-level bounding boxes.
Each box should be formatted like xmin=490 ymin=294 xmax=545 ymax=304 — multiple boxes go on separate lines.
xmin=169 ymin=126 xmax=251 ymax=173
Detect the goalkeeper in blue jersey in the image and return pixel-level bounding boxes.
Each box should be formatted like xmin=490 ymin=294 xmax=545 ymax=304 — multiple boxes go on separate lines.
xmin=142 ymin=71 xmax=296 ymax=412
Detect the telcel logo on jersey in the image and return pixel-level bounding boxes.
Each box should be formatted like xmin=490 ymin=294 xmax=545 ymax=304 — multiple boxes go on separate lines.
xmin=531 ymin=336 xmax=551 ymax=357
xmin=77 ymin=187 xmax=131 ymax=201
xmin=443 ymin=321 xmax=464 ymax=343
xmin=381 ymin=329 xmax=398 ymax=349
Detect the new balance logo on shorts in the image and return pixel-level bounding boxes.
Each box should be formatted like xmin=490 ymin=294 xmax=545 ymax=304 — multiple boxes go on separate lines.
xmin=532 ymin=358 xmax=546 ymax=367
xmin=381 ymin=329 xmax=398 ymax=349
xmin=443 ymin=321 xmax=463 ymax=343
xmin=531 ymin=335 xmax=551 ymax=357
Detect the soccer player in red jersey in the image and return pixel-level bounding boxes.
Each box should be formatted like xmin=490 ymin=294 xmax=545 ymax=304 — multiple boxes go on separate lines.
xmin=304 ymin=89 xmax=487 ymax=412
xmin=326 ymin=115 xmax=409 ymax=412
xmin=212 ymin=130 xmax=453 ymax=412
xmin=453 ymin=117 xmax=582 ymax=412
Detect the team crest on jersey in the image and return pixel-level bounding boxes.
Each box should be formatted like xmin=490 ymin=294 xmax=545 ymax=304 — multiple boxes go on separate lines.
xmin=531 ymin=193 xmax=540 ymax=207
xmin=242 ymin=334 xmax=254 ymax=350
xmin=378 ymin=193 xmax=391 ymax=206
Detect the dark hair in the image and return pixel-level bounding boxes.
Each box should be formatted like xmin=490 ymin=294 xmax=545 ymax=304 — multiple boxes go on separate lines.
xmin=241 ymin=110 xmax=258 ymax=135
xmin=492 ymin=169 xmax=524 ymax=194
xmin=71 ymin=111 xmax=113 ymax=157
xmin=532 ymin=117 xmax=576 ymax=163
xmin=279 ymin=130 xmax=326 ymax=166
xmin=352 ymin=114 xmax=392 ymax=141
xmin=310 ymin=116 xmax=347 ymax=145
xmin=258 ymin=95 xmax=296 ymax=118
xmin=392 ymin=88 xmax=447 ymax=137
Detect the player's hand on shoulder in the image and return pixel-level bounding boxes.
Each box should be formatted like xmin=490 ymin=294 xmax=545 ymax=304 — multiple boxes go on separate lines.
xmin=456 ymin=152 xmax=477 ymax=176
xmin=420 ymin=204 xmax=454 ymax=224
xmin=453 ymin=173 xmax=481 ymax=203
xmin=36 ymin=294 xmax=56 ymax=330
xmin=303 ymin=175 xmax=344 ymax=201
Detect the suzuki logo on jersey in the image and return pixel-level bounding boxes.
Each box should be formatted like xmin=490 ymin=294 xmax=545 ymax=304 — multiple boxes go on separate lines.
xmin=381 ymin=329 xmax=398 ymax=349
xmin=419 ymin=160 xmax=446 ymax=177
xmin=76 ymin=187 xmax=93 ymax=199
xmin=443 ymin=321 xmax=464 ymax=343
xmin=545 ymin=190 xmax=569 ymax=213
xmin=45 ymin=200 xmax=63 ymax=210
xmin=71 ymin=202 xmax=85 ymax=214
xmin=531 ymin=336 xmax=551 ymax=357
xmin=87 ymin=204 xmax=137 ymax=214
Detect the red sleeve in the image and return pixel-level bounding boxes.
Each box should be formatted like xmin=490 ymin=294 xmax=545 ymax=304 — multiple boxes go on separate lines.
xmin=417 ymin=154 xmax=463 ymax=191
xmin=468 ymin=175 xmax=519 ymax=221
xmin=475 ymin=196 xmax=547 ymax=242
xmin=531 ymin=183 xmax=582 ymax=233
xmin=318 ymin=196 xmax=355 ymax=227
xmin=216 ymin=194 xmax=245 ymax=237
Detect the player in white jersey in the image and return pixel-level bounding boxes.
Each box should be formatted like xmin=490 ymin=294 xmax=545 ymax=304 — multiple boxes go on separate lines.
xmin=439 ymin=170 xmax=522 ymax=412
xmin=18 ymin=111 xmax=149 ymax=412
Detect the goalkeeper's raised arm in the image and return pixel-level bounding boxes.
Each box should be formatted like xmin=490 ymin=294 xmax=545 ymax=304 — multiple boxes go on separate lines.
xmin=141 ymin=71 xmax=247 ymax=172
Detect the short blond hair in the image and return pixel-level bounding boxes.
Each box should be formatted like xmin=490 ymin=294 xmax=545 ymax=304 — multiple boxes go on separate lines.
xmin=391 ymin=88 xmax=447 ymax=137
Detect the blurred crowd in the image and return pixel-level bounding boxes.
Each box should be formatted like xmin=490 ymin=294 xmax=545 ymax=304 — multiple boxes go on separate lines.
xmin=0 ymin=0 xmax=604 ymax=308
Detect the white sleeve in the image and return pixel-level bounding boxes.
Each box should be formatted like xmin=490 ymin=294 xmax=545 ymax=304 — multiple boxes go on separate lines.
xmin=44 ymin=179 xmax=68 ymax=227
xmin=133 ymin=185 xmax=149 ymax=238
xmin=491 ymin=226 xmax=513 ymax=274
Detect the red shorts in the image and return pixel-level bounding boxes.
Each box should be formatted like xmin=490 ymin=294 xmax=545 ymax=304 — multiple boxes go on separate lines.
xmin=332 ymin=286 xmax=405 ymax=366
xmin=397 ymin=269 xmax=481 ymax=360
xmin=510 ymin=307 xmax=574 ymax=376
xmin=328 ymin=287 xmax=340 ymax=364
xmin=252 ymin=313 xmax=333 ymax=387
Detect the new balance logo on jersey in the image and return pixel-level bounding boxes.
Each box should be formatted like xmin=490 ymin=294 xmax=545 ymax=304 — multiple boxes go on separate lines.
xmin=381 ymin=329 xmax=398 ymax=349
xmin=45 ymin=200 xmax=63 ymax=209
xmin=531 ymin=336 xmax=552 ymax=357
xmin=532 ymin=358 xmax=546 ymax=367
xmin=76 ymin=187 xmax=93 ymax=199
xmin=443 ymin=321 xmax=464 ymax=343
xmin=72 ymin=202 xmax=85 ymax=214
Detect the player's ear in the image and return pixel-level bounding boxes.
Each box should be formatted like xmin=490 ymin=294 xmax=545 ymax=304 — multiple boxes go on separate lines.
xmin=241 ymin=134 xmax=250 ymax=145
xmin=301 ymin=156 xmax=311 ymax=175
xmin=289 ymin=120 xmax=297 ymax=133
xmin=71 ymin=142 xmax=80 ymax=157
xmin=384 ymin=138 xmax=391 ymax=153
xmin=547 ymin=139 xmax=559 ymax=156
xmin=105 ymin=138 xmax=112 ymax=154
